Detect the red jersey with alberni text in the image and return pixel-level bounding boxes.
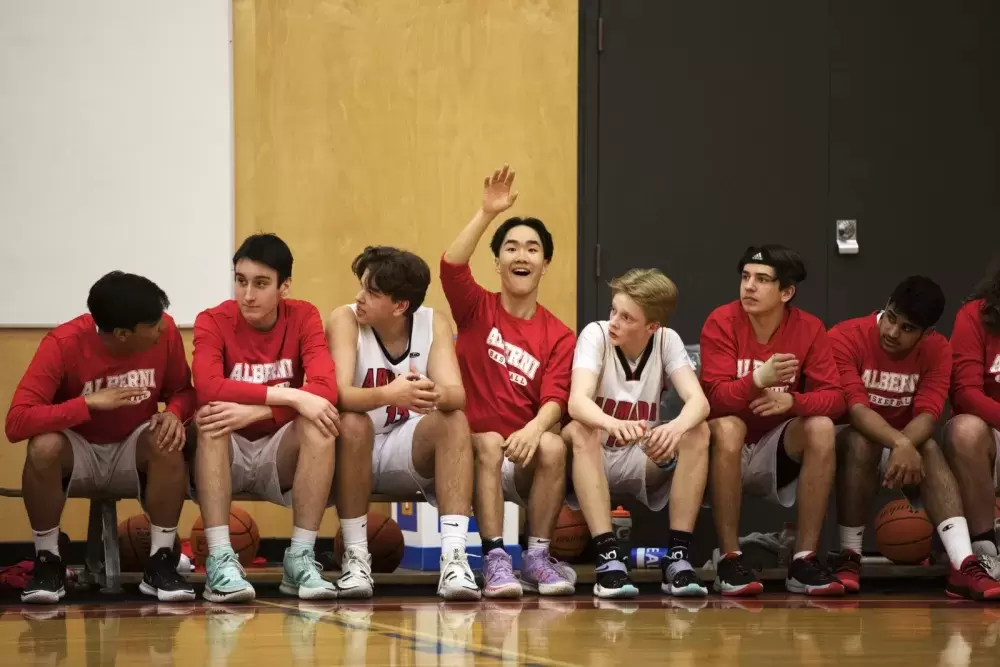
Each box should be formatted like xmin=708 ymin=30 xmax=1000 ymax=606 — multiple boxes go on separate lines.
xmin=440 ymin=256 xmax=575 ymax=439
xmin=5 ymin=314 xmax=195 ymax=445
xmin=828 ymin=313 xmax=951 ymax=430
xmin=950 ymin=299 xmax=1000 ymax=431
xmin=699 ymin=300 xmax=845 ymax=444
xmin=192 ymin=299 xmax=338 ymax=441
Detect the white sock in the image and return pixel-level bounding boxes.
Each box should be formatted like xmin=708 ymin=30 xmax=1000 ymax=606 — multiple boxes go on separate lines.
xmin=290 ymin=526 xmax=318 ymax=552
xmin=440 ymin=515 xmax=469 ymax=556
xmin=793 ymin=550 xmax=814 ymax=561
xmin=528 ymin=536 xmax=551 ymax=553
xmin=33 ymin=527 xmax=60 ymax=557
xmin=838 ymin=525 xmax=865 ymax=554
xmin=937 ymin=517 xmax=974 ymax=569
xmin=149 ymin=524 xmax=177 ymax=556
xmin=340 ymin=516 xmax=369 ymax=553
xmin=205 ymin=525 xmax=232 ymax=556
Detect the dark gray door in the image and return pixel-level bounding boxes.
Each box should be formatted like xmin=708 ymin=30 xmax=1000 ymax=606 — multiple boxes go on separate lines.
xmin=826 ymin=1 xmax=1000 ymax=333
xmin=583 ymin=0 xmax=830 ymax=341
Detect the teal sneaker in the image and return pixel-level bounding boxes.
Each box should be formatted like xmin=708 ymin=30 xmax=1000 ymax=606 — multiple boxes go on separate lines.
xmin=279 ymin=546 xmax=337 ymax=600
xmin=203 ymin=549 xmax=256 ymax=603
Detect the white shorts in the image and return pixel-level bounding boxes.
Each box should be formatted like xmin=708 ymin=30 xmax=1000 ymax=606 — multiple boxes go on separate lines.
xmin=562 ymin=444 xmax=674 ymax=513
xmin=64 ymin=421 xmax=151 ymax=503
xmin=372 ymin=415 xmax=436 ymax=506
xmin=741 ymin=419 xmax=797 ymax=508
xmin=500 ymin=458 xmax=528 ymax=508
xmin=226 ymin=421 xmax=296 ymax=508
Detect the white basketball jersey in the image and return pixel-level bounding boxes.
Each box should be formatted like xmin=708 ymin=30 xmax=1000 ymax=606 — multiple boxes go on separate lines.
xmin=350 ymin=305 xmax=434 ymax=435
xmin=584 ymin=321 xmax=691 ymax=448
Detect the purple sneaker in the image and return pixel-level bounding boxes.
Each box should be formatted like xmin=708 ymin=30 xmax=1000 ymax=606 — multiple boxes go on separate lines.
xmin=482 ymin=548 xmax=522 ymax=599
xmin=520 ymin=549 xmax=576 ymax=596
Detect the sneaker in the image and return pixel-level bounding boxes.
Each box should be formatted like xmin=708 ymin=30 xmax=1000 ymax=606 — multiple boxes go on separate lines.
xmin=661 ymin=558 xmax=707 ymax=597
xmin=785 ymin=553 xmax=845 ymax=596
xmin=139 ymin=547 xmax=196 ymax=602
xmin=438 ymin=548 xmax=481 ymax=601
xmin=714 ymin=552 xmax=763 ymax=596
xmin=334 ymin=546 xmax=374 ymax=599
xmin=21 ymin=551 xmax=66 ymax=604
xmin=946 ymin=555 xmax=1000 ymax=600
xmin=548 ymin=556 xmax=579 ymax=587
xmin=829 ymin=549 xmax=862 ymax=593
xmin=593 ymin=543 xmax=638 ymax=599
xmin=520 ymin=549 xmax=575 ymax=596
xmin=973 ymin=541 xmax=1000 ymax=581
xmin=280 ymin=546 xmax=337 ymax=600
xmin=482 ymin=548 xmax=522 ymax=599
xmin=203 ymin=549 xmax=256 ymax=603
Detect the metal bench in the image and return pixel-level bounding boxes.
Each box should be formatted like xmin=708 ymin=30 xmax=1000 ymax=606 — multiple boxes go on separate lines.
xmin=0 ymin=488 xmax=422 ymax=594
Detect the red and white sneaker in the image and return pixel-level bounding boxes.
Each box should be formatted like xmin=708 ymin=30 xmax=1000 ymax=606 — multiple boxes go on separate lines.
xmin=829 ymin=549 xmax=861 ymax=593
xmin=946 ymin=555 xmax=1000 ymax=601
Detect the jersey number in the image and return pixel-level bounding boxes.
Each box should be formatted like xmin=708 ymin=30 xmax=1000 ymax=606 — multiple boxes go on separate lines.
xmin=362 ymin=368 xmax=411 ymax=428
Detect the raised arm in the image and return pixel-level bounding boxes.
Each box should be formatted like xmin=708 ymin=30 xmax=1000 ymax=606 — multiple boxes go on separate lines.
xmin=443 ymin=165 xmax=519 ymax=265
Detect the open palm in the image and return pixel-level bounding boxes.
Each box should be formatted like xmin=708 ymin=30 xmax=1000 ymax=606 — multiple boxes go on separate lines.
xmin=482 ymin=164 xmax=519 ymax=214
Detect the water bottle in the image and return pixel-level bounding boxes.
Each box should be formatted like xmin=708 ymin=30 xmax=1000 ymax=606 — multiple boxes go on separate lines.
xmin=631 ymin=547 xmax=670 ymax=569
xmin=611 ymin=506 xmax=632 ymax=545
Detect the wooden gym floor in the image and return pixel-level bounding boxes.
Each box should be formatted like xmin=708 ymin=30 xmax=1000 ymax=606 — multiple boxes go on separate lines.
xmin=4 ymin=569 xmax=1000 ymax=666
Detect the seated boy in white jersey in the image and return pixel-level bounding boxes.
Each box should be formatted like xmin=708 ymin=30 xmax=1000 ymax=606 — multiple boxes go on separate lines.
xmin=192 ymin=234 xmax=366 ymax=603
xmin=700 ymin=245 xmax=846 ymax=597
xmin=828 ymin=276 xmax=1000 ymax=599
xmin=6 ymin=271 xmax=196 ymax=604
xmin=563 ymin=268 xmax=711 ymax=599
xmin=328 ymin=246 xmax=480 ymax=601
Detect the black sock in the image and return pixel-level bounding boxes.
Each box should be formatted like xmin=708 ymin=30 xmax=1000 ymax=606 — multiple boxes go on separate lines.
xmin=669 ymin=529 xmax=694 ymax=563
xmin=971 ymin=529 xmax=997 ymax=545
xmin=593 ymin=532 xmax=620 ymax=562
xmin=482 ymin=537 xmax=505 ymax=554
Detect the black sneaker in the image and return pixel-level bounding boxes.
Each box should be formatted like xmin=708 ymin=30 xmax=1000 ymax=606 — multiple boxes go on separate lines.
xmin=785 ymin=553 xmax=845 ymax=596
xmin=140 ymin=548 xmax=196 ymax=602
xmin=592 ymin=544 xmax=638 ymax=599
xmin=713 ymin=552 xmax=763 ymax=596
xmin=21 ymin=551 xmax=66 ymax=604
xmin=661 ymin=559 xmax=708 ymax=597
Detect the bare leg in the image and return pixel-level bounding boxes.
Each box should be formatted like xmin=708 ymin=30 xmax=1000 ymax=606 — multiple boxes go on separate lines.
xmin=513 ymin=432 xmax=567 ymax=540
xmin=667 ymin=422 xmax=710 ymax=533
xmin=564 ymin=421 xmax=613 ymax=536
xmin=275 ymin=417 xmax=336 ymax=532
xmin=134 ymin=430 xmax=187 ymax=529
xmin=781 ymin=416 xmax=836 ymax=553
xmin=919 ymin=438 xmax=965 ymax=526
xmin=835 ymin=428 xmax=881 ymax=530
xmin=22 ymin=433 xmax=74 ymax=533
xmin=944 ymin=414 xmax=997 ymax=537
xmin=195 ymin=426 xmax=233 ymax=529
xmin=709 ymin=417 xmax=748 ymax=554
xmin=412 ymin=410 xmax=473 ymax=516
xmin=472 ymin=432 xmax=506 ymax=540
xmin=333 ymin=412 xmax=375 ymax=520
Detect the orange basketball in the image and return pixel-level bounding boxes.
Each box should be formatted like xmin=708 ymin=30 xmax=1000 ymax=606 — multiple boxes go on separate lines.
xmin=551 ymin=504 xmax=589 ymax=560
xmin=334 ymin=511 xmax=404 ymax=573
xmin=118 ymin=514 xmax=181 ymax=572
xmin=189 ymin=507 xmax=260 ymax=567
xmin=875 ymin=499 xmax=934 ymax=564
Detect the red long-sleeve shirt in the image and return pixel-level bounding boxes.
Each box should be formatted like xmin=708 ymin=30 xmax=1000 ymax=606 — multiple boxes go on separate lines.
xmin=192 ymin=299 xmax=338 ymax=441
xmin=5 ymin=314 xmax=195 ymax=445
xmin=828 ymin=313 xmax=951 ymax=430
xmin=700 ymin=300 xmax=846 ymax=443
xmin=440 ymin=256 xmax=575 ymax=438
xmin=950 ymin=299 xmax=1000 ymax=431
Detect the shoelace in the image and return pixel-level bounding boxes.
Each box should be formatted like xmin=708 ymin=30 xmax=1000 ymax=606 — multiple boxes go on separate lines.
xmin=964 ymin=558 xmax=995 ymax=582
xmin=217 ymin=551 xmax=248 ymax=578
xmin=342 ymin=549 xmax=373 ymax=580
xmin=978 ymin=552 xmax=1000 ymax=576
xmin=726 ymin=555 xmax=755 ymax=578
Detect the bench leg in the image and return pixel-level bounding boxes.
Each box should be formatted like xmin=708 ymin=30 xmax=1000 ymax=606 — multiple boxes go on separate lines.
xmin=84 ymin=501 xmax=104 ymax=587
xmin=100 ymin=500 xmax=122 ymax=594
